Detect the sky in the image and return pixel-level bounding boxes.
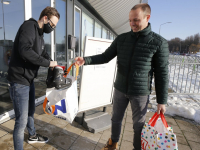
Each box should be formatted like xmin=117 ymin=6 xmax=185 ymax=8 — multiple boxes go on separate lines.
xmin=148 ymin=0 xmax=200 ymax=41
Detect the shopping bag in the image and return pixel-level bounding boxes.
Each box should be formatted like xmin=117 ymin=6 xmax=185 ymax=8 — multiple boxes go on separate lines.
xmin=141 ymin=112 xmax=178 ymax=150
xmin=43 ymin=63 xmax=79 ymax=123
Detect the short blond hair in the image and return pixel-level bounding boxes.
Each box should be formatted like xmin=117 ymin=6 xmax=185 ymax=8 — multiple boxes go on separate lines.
xmin=131 ymin=3 xmax=151 ymax=16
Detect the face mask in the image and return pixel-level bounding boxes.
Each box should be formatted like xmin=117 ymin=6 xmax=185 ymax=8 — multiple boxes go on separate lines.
xmin=43 ymin=22 xmax=54 ymax=33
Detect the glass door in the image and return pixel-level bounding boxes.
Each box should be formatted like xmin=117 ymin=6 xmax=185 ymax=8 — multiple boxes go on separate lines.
xmin=0 ymin=0 xmax=24 ymax=121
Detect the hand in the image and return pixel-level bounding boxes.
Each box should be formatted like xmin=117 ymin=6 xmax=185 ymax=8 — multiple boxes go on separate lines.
xmin=157 ymin=104 xmax=166 ymax=114
xmin=49 ymin=61 xmax=57 ymax=67
xmin=74 ymin=57 xmax=85 ymax=67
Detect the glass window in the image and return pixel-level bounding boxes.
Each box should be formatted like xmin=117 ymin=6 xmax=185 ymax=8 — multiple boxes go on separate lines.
xmin=32 ymin=0 xmax=51 ymax=99
xmin=75 ymin=6 xmax=81 ymax=57
xmin=110 ymin=33 xmax=114 ymax=40
xmin=102 ymin=28 xmax=107 ymax=39
xmin=55 ymin=0 xmax=66 ymax=66
xmin=82 ymin=12 xmax=94 ymax=56
xmin=106 ymin=30 xmax=110 ymax=39
xmin=32 ymin=0 xmax=51 ymax=57
xmin=95 ymin=22 xmax=101 ymax=38
xmin=0 ymin=0 xmax=24 ymax=114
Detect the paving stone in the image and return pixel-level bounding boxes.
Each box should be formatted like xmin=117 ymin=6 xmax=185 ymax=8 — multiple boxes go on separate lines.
xmin=120 ymin=140 xmax=134 ymax=150
xmin=80 ymin=130 xmax=102 ymax=144
xmin=196 ymin=125 xmax=200 ymax=131
xmin=35 ymin=114 xmax=53 ymax=127
xmin=95 ymin=139 xmax=107 ymax=150
xmin=145 ymin=117 xmax=150 ymax=122
xmin=122 ymin=130 xmax=133 ymax=142
xmin=124 ymin=122 xmax=133 ymax=132
xmin=122 ymin=118 xmax=126 ymax=126
xmin=188 ymin=140 xmax=200 ymax=150
xmin=126 ymin=115 xmax=133 ymax=123
xmin=183 ymin=131 xmax=200 ymax=143
xmin=49 ymin=117 xmax=69 ymax=128
xmin=62 ymin=123 xmax=83 ymax=138
xmin=39 ymin=113 xmax=55 ymax=120
xmin=0 ymin=127 xmax=8 ymax=138
xmin=165 ymin=117 xmax=178 ymax=126
xmin=71 ymin=121 xmax=86 ymax=130
xmin=127 ymin=110 xmax=132 ymax=116
xmin=0 ymin=119 xmax=15 ymax=133
xmin=177 ymin=143 xmax=191 ymax=150
xmin=146 ymin=112 xmax=155 ymax=118
xmin=34 ymin=113 xmax=39 ymax=118
xmin=23 ymin=142 xmax=37 ymax=150
xmin=40 ymin=141 xmax=65 ymax=150
xmin=35 ymin=105 xmax=45 ymax=115
xmin=0 ymin=133 xmax=13 ymax=147
xmin=70 ymin=137 xmax=96 ymax=150
xmin=172 ymin=125 xmax=182 ymax=134
xmin=176 ymin=120 xmax=200 ymax=134
xmin=100 ymin=129 xmax=111 ymax=141
xmin=0 ymin=134 xmax=13 ymax=150
xmin=176 ymin=133 xmax=188 ymax=145
xmin=50 ymin=132 xmax=76 ymax=150
xmin=36 ymin=123 xmax=63 ymax=138
xmin=0 ymin=143 xmax=13 ymax=150
xmin=105 ymin=106 xmax=113 ymax=114
xmin=119 ymin=135 xmax=123 ymax=146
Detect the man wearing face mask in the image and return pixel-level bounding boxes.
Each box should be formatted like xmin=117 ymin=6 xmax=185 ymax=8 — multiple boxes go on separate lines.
xmin=7 ymin=7 xmax=60 ymax=150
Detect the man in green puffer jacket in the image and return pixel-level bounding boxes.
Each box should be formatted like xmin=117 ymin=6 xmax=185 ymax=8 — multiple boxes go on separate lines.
xmin=75 ymin=3 xmax=169 ymax=150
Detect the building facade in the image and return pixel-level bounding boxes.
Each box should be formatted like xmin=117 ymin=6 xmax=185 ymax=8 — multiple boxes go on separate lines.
xmin=0 ymin=0 xmax=117 ymax=123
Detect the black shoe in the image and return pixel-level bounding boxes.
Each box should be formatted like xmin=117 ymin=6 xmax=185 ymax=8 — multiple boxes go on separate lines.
xmin=27 ymin=134 xmax=49 ymax=144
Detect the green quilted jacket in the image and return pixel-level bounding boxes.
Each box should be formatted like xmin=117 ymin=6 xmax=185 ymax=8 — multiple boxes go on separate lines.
xmin=84 ymin=23 xmax=169 ymax=104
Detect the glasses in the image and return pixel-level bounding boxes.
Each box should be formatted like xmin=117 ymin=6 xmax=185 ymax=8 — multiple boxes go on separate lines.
xmin=48 ymin=18 xmax=56 ymax=29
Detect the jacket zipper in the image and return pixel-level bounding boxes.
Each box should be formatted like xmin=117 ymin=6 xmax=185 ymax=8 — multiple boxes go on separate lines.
xmin=126 ymin=33 xmax=140 ymax=94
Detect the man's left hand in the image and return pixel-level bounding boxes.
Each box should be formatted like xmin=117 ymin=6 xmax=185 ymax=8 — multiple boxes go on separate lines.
xmin=157 ymin=104 xmax=166 ymax=114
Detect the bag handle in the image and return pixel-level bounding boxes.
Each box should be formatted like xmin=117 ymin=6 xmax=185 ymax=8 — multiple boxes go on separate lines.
xmin=63 ymin=63 xmax=79 ymax=80
xmin=43 ymin=97 xmax=55 ymax=115
xmin=148 ymin=112 xmax=168 ymax=128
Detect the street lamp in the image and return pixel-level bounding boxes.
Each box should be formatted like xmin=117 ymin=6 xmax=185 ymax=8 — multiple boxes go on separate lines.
xmin=1 ymin=1 xmax=10 ymax=40
xmin=1 ymin=0 xmax=10 ymax=51
xmin=159 ymin=22 xmax=171 ymax=35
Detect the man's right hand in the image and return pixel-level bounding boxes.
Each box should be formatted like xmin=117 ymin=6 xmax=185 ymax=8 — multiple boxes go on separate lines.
xmin=74 ymin=57 xmax=85 ymax=67
xmin=49 ymin=61 xmax=57 ymax=67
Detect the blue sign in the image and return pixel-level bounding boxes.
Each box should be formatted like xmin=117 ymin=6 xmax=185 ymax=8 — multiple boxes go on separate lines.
xmin=53 ymin=99 xmax=67 ymax=115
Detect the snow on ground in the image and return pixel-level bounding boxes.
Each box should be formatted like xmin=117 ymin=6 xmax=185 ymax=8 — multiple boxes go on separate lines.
xmin=149 ymin=95 xmax=200 ymax=124
xmin=149 ymin=56 xmax=200 ymax=124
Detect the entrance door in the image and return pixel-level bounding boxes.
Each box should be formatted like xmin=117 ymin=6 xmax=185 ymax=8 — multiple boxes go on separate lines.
xmin=0 ymin=0 xmax=24 ymax=124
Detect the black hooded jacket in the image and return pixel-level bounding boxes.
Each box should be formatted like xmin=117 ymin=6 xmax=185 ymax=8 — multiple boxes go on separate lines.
xmin=7 ymin=18 xmax=52 ymax=85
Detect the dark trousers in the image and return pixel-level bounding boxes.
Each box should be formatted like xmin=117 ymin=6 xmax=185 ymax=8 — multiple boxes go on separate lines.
xmin=111 ymin=88 xmax=149 ymax=150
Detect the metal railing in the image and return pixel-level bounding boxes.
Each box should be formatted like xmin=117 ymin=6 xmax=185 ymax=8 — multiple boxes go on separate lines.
xmin=168 ymin=55 xmax=200 ymax=95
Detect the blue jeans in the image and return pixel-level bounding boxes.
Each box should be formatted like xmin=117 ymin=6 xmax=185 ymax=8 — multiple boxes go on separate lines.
xmin=9 ymin=82 xmax=36 ymax=150
xmin=111 ymin=89 xmax=149 ymax=150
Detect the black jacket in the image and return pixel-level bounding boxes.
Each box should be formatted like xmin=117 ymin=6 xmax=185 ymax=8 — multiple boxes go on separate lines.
xmin=84 ymin=23 xmax=169 ymax=104
xmin=7 ymin=18 xmax=51 ymax=85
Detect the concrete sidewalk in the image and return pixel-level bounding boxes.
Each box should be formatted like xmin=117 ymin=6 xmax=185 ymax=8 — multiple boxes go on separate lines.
xmin=0 ymin=102 xmax=200 ymax=150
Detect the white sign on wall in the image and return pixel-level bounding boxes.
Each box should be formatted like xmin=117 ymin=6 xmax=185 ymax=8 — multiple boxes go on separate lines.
xmin=78 ymin=36 xmax=116 ymax=112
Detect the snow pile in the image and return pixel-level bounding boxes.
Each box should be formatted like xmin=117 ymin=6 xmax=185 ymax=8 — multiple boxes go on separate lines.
xmin=149 ymin=96 xmax=200 ymax=124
